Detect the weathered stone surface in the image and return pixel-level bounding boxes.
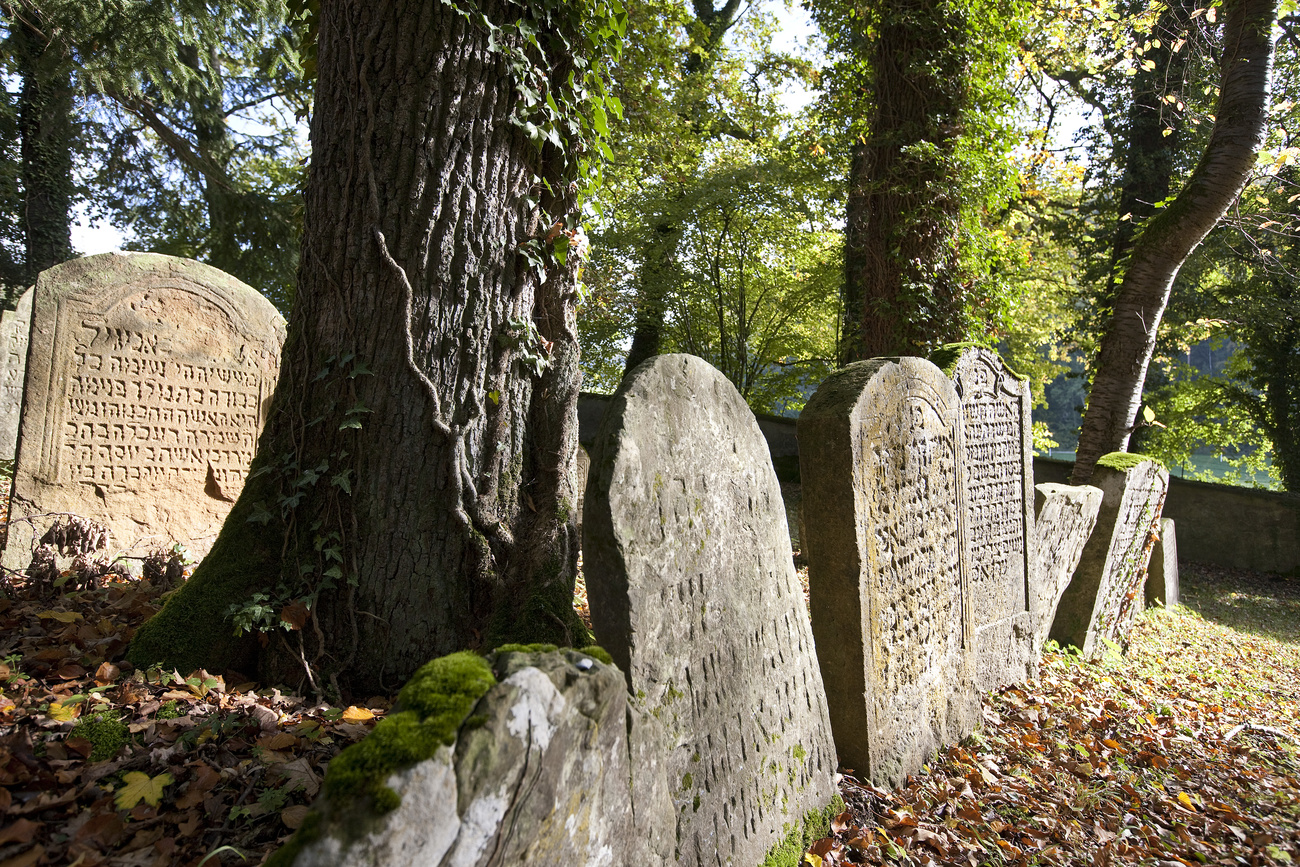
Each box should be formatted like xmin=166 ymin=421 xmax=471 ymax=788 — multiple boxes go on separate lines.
xmin=1031 ymin=483 xmax=1103 ymax=650
xmin=1145 ymin=517 xmax=1179 ymax=607
xmin=2 ymin=253 xmax=284 ymax=569
xmin=941 ymin=346 xmax=1036 ymax=691
xmin=0 ymin=287 xmax=33 ymax=460
xmin=585 ymin=354 xmax=838 ymax=867
xmin=287 ymin=649 xmax=673 ymax=867
xmin=798 ymin=357 xmax=976 ymax=787
xmin=1050 ymin=456 xmax=1168 ymax=655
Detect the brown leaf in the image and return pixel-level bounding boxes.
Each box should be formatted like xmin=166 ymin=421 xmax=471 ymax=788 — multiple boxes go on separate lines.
xmin=274 ymin=757 xmax=321 ymax=797
xmin=75 ymin=812 xmax=125 ymax=848
xmin=280 ymin=600 xmax=310 ymax=631
xmin=54 ymin=663 xmax=86 ymax=680
xmin=281 ymin=805 xmax=310 ymax=829
xmin=93 ymin=662 xmax=119 ymax=685
xmin=0 ymin=844 xmax=43 ymax=867
xmin=0 ymin=819 xmax=41 ymax=846
xmin=175 ymin=763 xmax=221 ymax=810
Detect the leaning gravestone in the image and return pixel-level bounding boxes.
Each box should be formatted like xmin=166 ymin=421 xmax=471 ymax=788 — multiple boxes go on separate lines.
xmin=585 ymin=354 xmax=838 ymax=867
xmin=933 ymin=345 xmax=1035 ymax=692
xmin=0 ymin=287 xmax=33 ymax=460
xmin=2 ymin=253 xmax=285 ymax=570
xmin=1145 ymin=517 xmax=1179 ymax=607
xmin=1031 ymin=483 xmax=1103 ymax=650
xmin=276 ymin=647 xmax=674 ymax=866
xmin=1049 ymin=454 xmax=1168 ymax=656
xmin=798 ymin=357 xmax=976 ymax=787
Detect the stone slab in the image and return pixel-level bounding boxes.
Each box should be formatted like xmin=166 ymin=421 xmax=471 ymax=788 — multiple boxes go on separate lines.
xmin=798 ymin=357 xmax=976 ymax=787
xmin=1049 ymin=456 xmax=1168 ymax=656
xmin=286 ymin=649 xmax=673 ymax=867
xmin=584 ymin=354 xmax=837 ymax=867
xmin=940 ymin=346 xmax=1035 ymax=692
xmin=0 ymin=287 xmax=33 ymax=460
xmin=2 ymin=253 xmax=285 ymax=569
xmin=1032 ymin=483 xmax=1103 ymax=650
xmin=1145 ymin=517 xmax=1179 ymax=607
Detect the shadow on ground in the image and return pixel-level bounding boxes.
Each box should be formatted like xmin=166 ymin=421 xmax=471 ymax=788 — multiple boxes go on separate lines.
xmin=1179 ymin=560 xmax=1300 ymax=645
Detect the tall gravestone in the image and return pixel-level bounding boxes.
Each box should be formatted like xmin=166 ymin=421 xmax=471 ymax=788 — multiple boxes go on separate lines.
xmin=0 ymin=287 xmax=33 ymax=460
xmin=798 ymin=357 xmax=976 ymax=787
xmin=3 ymin=253 xmax=285 ymax=569
xmin=584 ymin=354 xmax=838 ymax=867
xmin=1049 ymin=455 xmax=1168 ymax=655
xmin=1031 ymin=483 xmax=1103 ymax=650
xmin=1145 ymin=517 xmax=1178 ymax=607
xmin=935 ymin=345 xmax=1035 ymax=691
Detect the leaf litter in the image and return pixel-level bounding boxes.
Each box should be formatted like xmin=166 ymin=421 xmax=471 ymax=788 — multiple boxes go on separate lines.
xmin=1 ymin=544 xmax=1297 ymax=866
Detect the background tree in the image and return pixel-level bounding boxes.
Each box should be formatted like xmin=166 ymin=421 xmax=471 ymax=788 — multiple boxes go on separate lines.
xmin=129 ymin=0 xmax=624 ymax=696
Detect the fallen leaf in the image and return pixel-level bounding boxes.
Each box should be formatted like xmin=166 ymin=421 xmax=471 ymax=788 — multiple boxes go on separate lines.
xmin=341 ymin=705 xmax=374 ymax=723
xmin=0 ymin=819 xmax=41 ymax=846
xmin=36 ymin=610 xmax=82 ymax=623
xmin=0 ymin=844 xmax=43 ymax=867
xmin=115 ymin=771 xmax=174 ymax=810
xmin=281 ymin=805 xmax=310 ymax=829
xmin=94 ymin=662 xmax=120 ymax=685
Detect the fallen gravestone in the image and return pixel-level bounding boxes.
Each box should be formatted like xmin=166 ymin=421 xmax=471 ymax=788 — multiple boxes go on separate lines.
xmin=1031 ymin=483 xmax=1103 ymax=650
xmin=934 ymin=345 xmax=1035 ymax=691
xmin=272 ymin=647 xmax=674 ymax=867
xmin=0 ymin=286 xmax=33 ymax=460
xmin=1145 ymin=517 xmax=1179 ymax=607
xmin=2 ymin=253 xmax=285 ymax=570
xmin=584 ymin=354 xmax=839 ymax=867
xmin=798 ymin=357 xmax=976 ymax=787
xmin=1050 ymin=454 xmax=1168 ymax=655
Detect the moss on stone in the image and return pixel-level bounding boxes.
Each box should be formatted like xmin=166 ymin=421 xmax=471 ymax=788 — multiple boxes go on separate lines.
xmin=69 ymin=713 xmax=129 ymax=762
xmin=491 ymin=642 xmax=559 ymax=656
xmin=322 ymin=651 xmax=495 ymax=813
xmin=760 ymin=794 xmax=846 ymax=867
xmin=929 ymin=342 xmax=1028 ymax=380
xmin=577 ymin=645 xmax=613 ymax=665
xmin=1097 ymin=451 xmax=1165 ymax=472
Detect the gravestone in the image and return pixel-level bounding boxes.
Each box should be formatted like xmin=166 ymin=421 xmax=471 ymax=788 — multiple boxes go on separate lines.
xmin=935 ymin=345 xmax=1035 ymax=691
xmin=798 ymin=357 xmax=976 ymax=787
xmin=584 ymin=354 xmax=838 ymax=867
xmin=2 ymin=253 xmax=285 ymax=570
xmin=1145 ymin=517 xmax=1179 ymax=607
xmin=0 ymin=287 xmax=33 ymax=459
xmin=1031 ymin=483 xmax=1103 ymax=650
xmin=281 ymin=648 xmax=674 ymax=866
xmin=1049 ymin=455 xmax=1168 ymax=655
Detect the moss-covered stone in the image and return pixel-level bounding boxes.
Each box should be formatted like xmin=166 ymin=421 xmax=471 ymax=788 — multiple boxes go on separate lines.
xmin=69 ymin=713 xmax=129 ymax=762
xmin=1097 ymin=451 xmax=1165 ymax=472
xmin=760 ymin=794 xmax=846 ymax=867
xmin=577 ymin=645 xmax=613 ymax=665
xmin=928 ymin=341 xmax=993 ymax=376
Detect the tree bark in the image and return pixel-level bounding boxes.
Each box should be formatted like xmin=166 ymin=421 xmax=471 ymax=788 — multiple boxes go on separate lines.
xmin=12 ymin=16 xmax=74 ymax=280
xmin=129 ymin=0 xmax=588 ymax=696
xmin=840 ymin=0 xmax=968 ymax=362
xmin=1073 ymin=0 xmax=1277 ymax=483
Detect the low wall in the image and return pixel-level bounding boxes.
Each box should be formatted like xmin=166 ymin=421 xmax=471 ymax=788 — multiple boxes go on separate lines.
xmin=580 ymin=394 xmax=1300 ymax=576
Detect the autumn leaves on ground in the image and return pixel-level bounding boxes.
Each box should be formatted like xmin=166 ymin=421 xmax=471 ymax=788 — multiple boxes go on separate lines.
xmin=0 ymin=561 xmax=1296 ymax=867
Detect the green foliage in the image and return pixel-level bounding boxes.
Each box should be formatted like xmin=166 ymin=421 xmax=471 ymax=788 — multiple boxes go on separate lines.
xmin=760 ymin=794 xmax=845 ymax=867
xmin=70 ymin=712 xmax=129 ymax=762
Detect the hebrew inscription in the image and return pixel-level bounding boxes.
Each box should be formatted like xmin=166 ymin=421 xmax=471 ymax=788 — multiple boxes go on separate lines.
xmin=945 ymin=346 xmax=1036 ymax=690
xmin=799 ymin=357 xmax=976 ymax=787
xmin=0 ymin=287 xmax=33 ymax=459
xmin=3 ymin=254 xmax=285 ymax=569
xmin=584 ymin=354 xmax=837 ymax=867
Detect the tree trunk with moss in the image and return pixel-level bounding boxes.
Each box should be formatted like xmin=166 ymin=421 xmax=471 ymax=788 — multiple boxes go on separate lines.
xmin=1073 ymin=0 xmax=1277 ymax=484
xmin=129 ymin=0 xmax=589 ymax=696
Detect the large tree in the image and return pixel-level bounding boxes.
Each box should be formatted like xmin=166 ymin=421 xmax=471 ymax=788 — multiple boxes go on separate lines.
xmin=129 ymin=0 xmax=622 ymax=696
xmin=1072 ymin=0 xmax=1277 ymax=482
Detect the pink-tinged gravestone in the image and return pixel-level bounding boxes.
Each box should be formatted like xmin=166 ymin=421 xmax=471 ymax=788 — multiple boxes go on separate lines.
xmin=585 ymin=354 xmax=837 ymax=867
xmin=935 ymin=345 xmax=1036 ymax=691
xmin=798 ymin=357 xmax=976 ymax=787
xmin=3 ymin=253 xmax=284 ymax=568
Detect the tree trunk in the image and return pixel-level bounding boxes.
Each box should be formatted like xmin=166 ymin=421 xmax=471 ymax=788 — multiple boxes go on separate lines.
xmin=129 ymin=0 xmax=588 ymax=696
xmin=13 ymin=17 xmax=74 ymax=280
xmin=840 ymin=0 xmax=968 ymax=362
xmin=1072 ymin=0 xmax=1277 ymax=483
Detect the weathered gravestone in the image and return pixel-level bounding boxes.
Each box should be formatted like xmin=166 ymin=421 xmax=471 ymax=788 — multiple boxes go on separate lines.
xmin=274 ymin=647 xmax=674 ymax=867
xmin=0 ymin=287 xmax=33 ymax=460
xmin=2 ymin=253 xmax=285 ymax=570
xmin=933 ymin=345 xmax=1035 ymax=691
xmin=584 ymin=354 xmax=838 ymax=867
xmin=1049 ymin=454 xmax=1168 ymax=655
xmin=1031 ymin=483 xmax=1103 ymax=651
xmin=1145 ymin=517 xmax=1179 ymax=607
xmin=798 ymin=357 xmax=976 ymax=787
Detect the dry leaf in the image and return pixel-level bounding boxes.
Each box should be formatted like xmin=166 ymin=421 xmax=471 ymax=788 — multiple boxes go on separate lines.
xmin=341 ymin=705 xmax=374 ymax=723
xmin=281 ymin=805 xmax=310 ymax=829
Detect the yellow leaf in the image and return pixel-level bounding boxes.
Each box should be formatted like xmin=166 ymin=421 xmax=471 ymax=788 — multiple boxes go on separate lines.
xmin=802 ymin=855 xmax=823 ymax=867
xmin=36 ymin=610 xmax=83 ymax=623
xmin=115 ymin=771 xmax=174 ymax=810
xmin=1177 ymin=792 xmax=1196 ymax=810
xmin=48 ymin=701 xmax=81 ymax=722
xmin=341 ymin=706 xmax=375 ymax=724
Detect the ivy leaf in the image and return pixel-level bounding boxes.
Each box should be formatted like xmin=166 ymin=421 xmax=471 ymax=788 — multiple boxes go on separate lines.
xmin=115 ymin=771 xmax=174 ymax=810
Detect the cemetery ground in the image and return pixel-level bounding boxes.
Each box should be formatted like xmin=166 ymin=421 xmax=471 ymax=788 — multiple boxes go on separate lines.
xmin=0 ymin=555 xmax=1297 ymax=866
